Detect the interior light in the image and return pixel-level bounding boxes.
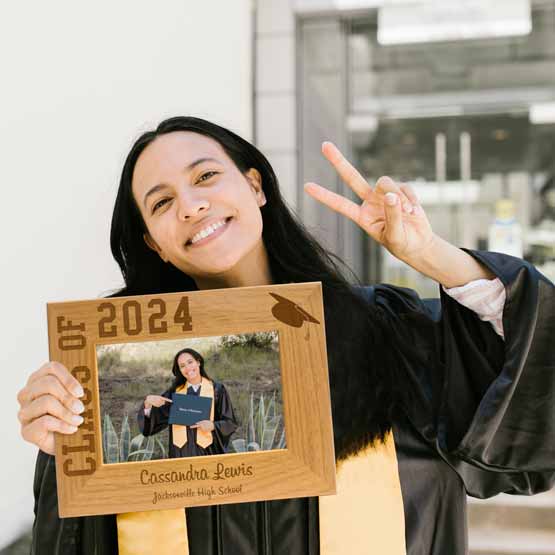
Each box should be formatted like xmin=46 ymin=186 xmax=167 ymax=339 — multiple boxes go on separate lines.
xmin=530 ymin=103 xmax=555 ymax=125
xmin=377 ymin=0 xmax=532 ymax=45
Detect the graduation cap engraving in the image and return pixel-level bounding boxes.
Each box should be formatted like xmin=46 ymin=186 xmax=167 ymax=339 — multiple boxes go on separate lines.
xmin=269 ymin=292 xmax=321 ymax=340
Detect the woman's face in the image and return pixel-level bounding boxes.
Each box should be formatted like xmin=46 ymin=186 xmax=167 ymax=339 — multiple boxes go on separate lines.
xmin=177 ymin=352 xmax=202 ymax=384
xmin=131 ymin=131 xmax=271 ymax=288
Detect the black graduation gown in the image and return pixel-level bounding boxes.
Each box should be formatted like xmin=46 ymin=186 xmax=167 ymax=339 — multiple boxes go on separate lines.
xmin=30 ymin=250 xmax=555 ymax=555
xmin=137 ymin=381 xmax=238 ymax=458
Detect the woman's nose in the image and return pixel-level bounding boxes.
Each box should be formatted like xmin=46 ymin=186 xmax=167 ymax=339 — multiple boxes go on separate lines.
xmin=176 ymin=191 xmax=210 ymax=221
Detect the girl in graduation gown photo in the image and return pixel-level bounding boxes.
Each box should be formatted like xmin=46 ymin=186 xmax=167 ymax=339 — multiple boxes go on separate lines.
xmin=18 ymin=116 xmax=555 ymax=555
xmin=137 ymin=347 xmax=238 ymax=459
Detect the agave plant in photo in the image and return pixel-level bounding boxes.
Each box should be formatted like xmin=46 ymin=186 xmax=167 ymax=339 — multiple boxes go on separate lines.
xmin=102 ymin=413 xmax=167 ymax=463
xmin=231 ymin=391 xmax=286 ymax=453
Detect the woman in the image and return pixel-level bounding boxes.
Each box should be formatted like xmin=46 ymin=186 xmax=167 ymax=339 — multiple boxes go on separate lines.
xmin=18 ymin=116 xmax=555 ymax=555
xmin=139 ymin=347 xmax=238 ymax=458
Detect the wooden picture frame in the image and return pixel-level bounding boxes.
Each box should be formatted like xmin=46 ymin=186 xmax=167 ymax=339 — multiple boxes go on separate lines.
xmin=47 ymin=282 xmax=335 ymax=517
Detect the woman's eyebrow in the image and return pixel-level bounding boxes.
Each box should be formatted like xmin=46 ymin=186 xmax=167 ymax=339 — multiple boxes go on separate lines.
xmin=143 ymin=157 xmax=222 ymax=208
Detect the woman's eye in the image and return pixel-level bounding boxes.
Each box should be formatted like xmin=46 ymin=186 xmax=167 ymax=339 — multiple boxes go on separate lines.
xmin=197 ymin=171 xmax=218 ymax=183
xmin=152 ymin=198 xmax=170 ymax=213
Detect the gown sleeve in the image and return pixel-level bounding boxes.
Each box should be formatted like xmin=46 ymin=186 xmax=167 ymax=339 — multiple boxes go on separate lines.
xmin=212 ymin=383 xmax=239 ymax=450
xmin=365 ymin=249 xmax=555 ymax=497
xmin=137 ymin=388 xmax=172 ymax=437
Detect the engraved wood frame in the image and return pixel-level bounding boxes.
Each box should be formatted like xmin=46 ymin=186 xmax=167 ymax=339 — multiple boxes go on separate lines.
xmin=48 ymin=282 xmax=335 ymax=517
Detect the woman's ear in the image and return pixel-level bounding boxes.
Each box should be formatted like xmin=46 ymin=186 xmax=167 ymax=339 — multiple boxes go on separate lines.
xmin=143 ymin=233 xmax=168 ymax=263
xmin=245 ymin=168 xmax=266 ymax=207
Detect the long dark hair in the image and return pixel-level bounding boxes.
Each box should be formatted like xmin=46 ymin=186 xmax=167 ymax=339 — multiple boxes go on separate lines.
xmin=169 ymin=347 xmax=212 ymax=391
xmin=109 ymin=116 xmax=402 ymax=461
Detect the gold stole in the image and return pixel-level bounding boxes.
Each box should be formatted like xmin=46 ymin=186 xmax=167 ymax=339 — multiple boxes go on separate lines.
xmin=116 ymin=508 xmax=189 ymax=553
xmin=117 ymin=430 xmax=406 ymax=554
xmin=319 ymin=430 xmax=406 ymax=554
xmin=172 ymin=378 xmax=215 ymax=448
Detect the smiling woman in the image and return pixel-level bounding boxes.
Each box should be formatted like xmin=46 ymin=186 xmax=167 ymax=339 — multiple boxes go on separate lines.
xmin=138 ymin=347 xmax=238 ymax=460
xmin=131 ymin=131 xmax=271 ymax=291
xmin=20 ymin=116 xmax=555 ymax=555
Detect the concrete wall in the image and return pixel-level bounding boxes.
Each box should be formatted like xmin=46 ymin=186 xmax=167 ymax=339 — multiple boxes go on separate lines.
xmin=255 ymin=0 xmax=367 ymax=278
xmin=255 ymin=0 xmax=298 ymax=209
xmin=0 ymin=0 xmax=252 ymax=547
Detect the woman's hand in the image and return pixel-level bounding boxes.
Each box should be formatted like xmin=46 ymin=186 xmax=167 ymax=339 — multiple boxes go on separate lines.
xmin=191 ymin=420 xmax=215 ymax=432
xmin=17 ymin=361 xmax=86 ymax=456
xmin=304 ymin=141 xmax=496 ymax=286
xmin=144 ymin=395 xmax=173 ymax=410
xmin=304 ymin=141 xmax=435 ymax=265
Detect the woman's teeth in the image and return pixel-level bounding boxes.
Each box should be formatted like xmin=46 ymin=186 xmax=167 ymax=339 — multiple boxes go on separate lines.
xmin=190 ymin=219 xmax=227 ymax=245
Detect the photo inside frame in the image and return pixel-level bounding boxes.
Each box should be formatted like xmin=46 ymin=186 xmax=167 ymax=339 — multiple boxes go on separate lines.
xmin=96 ymin=331 xmax=285 ymax=465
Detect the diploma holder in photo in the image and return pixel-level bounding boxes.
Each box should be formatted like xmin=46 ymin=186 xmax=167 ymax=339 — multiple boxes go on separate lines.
xmin=168 ymin=392 xmax=213 ymax=426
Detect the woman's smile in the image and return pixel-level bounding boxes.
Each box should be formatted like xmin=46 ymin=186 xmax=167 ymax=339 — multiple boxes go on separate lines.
xmin=186 ymin=216 xmax=233 ymax=249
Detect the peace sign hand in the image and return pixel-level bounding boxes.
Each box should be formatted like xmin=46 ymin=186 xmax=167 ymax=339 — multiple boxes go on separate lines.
xmin=304 ymin=142 xmax=435 ymax=264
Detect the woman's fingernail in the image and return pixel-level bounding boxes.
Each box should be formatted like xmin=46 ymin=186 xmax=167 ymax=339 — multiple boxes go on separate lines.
xmin=72 ymin=400 xmax=85 ymax=414
xmin=71 ymin=415 xmax=84 ymax=425
xmin=385 ymin=193 xmax=398 ymax=205
xmin=72 ymin=385 xmax=84 ymax=397
xmin=404 ymin=203 xmax=413 ymax=213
